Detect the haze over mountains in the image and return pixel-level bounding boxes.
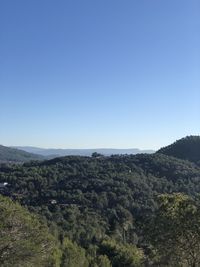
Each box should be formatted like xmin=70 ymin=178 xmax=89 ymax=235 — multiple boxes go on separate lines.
xmin=1 ymin=136 xmax=199 ymax=164
xmin=14 ymin=146 xmax=155 ymax=157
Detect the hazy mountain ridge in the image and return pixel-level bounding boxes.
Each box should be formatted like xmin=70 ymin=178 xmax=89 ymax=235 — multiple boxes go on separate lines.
xmin=3 ymin=135 xmax=200 ymax=163
xmin=13 ymin=146 xmax=155 ymax=157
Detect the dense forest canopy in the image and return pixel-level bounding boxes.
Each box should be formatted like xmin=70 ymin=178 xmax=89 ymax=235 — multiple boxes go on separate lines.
xmin=0 ymin=136 xmax=200 ymax=266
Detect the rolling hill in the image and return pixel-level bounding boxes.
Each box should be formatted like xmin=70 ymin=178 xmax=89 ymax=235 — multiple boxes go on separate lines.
xmin=0 ymin=145 xmax=44 ymax=163
xmin=1 ymin=150 xmax=200 ymax=246
xmin=157 ymin=135 xmax=200 ymax=165
xmin=1 ymin=136 xmax=200 ymax=266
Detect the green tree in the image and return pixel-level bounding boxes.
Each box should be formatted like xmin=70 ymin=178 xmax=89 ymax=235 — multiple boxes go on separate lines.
xmin=99 ymin=239 xmax=144 ymax=267
xmin=147 ymin=193 xmax=200 ymax=267
xmin=0 ymin=195 xmax=56 ymax=267
xmin=95 ymin=255 xmax=112 ymax=267
xmin=61 ymin=238 xmax=89 ymax=267
xmin=91 ymin=152 xmax=103 ymax=158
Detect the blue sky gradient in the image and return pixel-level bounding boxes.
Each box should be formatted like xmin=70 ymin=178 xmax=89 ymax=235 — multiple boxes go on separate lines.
xmin=1 ymin=0 xmax=200 ymax=149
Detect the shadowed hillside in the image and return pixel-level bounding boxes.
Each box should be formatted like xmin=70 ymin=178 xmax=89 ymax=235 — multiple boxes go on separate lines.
xmin=0 ymin=145 xmax=44 ymax=163
xmin=157 ymin=136 xmax=200 ymax=165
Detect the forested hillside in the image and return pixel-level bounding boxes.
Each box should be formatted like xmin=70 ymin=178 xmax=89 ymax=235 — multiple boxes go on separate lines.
xmin=0 ymin=195 xmax=56 ymax=267
xmin=0 ymin=144 xmax=44 ymax=163
xmin=1 ymin=136 xmax=200 ymax=266
xmin=157 ymin=135 xmax=200 ymax=165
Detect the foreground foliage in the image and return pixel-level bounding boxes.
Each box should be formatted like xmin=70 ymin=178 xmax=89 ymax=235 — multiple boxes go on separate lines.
xmin=146 ymin=193 xmax=200 ymax=267
xmin=0 ymin=195 xmax=56 ymax=267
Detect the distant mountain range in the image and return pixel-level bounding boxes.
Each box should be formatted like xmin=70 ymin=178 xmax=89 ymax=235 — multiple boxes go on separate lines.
xmin=0 ymin=145 xmax=155 ymax=163
xmin=2 ymin=135 xmax=200 ymax=164
xmin=13 ymin=146 xmax=155 ymax=157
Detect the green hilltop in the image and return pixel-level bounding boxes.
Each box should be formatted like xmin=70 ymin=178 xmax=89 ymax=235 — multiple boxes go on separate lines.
xmin=157 ymin=135 xmax=200 ymax=165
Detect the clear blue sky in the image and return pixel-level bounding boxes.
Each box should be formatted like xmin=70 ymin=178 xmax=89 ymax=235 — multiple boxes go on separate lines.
xmin=1 ymin=0 xmax=200 ymax=149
